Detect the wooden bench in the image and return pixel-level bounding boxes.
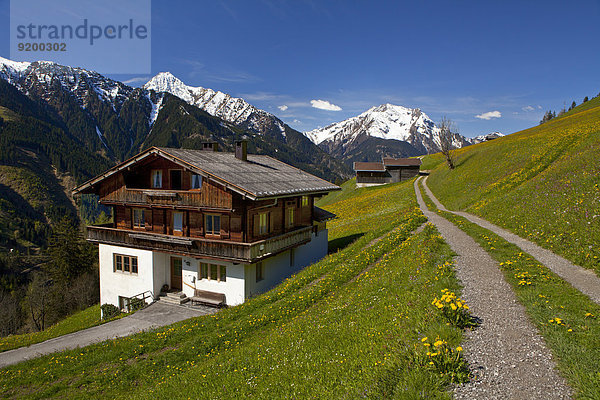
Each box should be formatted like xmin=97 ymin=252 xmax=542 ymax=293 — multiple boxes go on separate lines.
xmin=190 ymin=289 xmax=226 ymax=308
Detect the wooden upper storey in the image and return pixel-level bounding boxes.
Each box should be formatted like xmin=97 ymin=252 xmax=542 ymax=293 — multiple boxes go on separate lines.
xmin=73 ymin=147 xmax=339 ymax=250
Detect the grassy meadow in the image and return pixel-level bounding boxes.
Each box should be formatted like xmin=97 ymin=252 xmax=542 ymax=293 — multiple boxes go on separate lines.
xmin=419 ymin=180 xmax=600 ymax=399
xmin=0 ymin=180 xmax=473 ymax=399
xmin=0 ymin=304 xmax=129 ymax=354
xmin=423 ymin=97 xmax=600 ymax=274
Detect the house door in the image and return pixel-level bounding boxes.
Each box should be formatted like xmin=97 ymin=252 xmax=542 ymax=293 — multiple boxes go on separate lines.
xmin=170 ymin=257 xmax=183 ymax=291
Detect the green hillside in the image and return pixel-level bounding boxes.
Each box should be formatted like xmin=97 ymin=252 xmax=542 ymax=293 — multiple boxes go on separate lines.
xmin=424 ymin=96 xmax=600 ymax=274
xmin=0 ymin=181 xmax=474 ymax=399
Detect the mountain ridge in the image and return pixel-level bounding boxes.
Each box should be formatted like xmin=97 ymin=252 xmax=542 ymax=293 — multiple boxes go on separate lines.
xmin=303 ymin=103 xmax=473 ymax=163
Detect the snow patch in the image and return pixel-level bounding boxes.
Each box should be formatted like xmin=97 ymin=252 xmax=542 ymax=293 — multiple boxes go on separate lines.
xmin=96 ymin=126 xmax=109 ymax=149
xmin=147 ymin=93 xmax=164 ymax=126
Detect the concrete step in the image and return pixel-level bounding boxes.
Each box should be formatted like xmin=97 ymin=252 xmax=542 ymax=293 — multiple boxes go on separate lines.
xmin=159 ymin=293 xmax=189 ymax=305
xmin=166 ymin=291 xmax=186 ymax=300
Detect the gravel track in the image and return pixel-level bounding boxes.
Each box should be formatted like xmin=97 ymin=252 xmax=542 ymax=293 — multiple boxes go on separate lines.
xmin=421 ymin=176 xmax=600 ymax=305
xmin=414 ymin=177 xmax=571 ymax=399
xmin=0 ymin=302 xmax=212 ymax=368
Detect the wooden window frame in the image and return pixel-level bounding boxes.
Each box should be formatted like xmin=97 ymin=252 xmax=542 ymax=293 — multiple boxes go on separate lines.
xmin=191 ymin=174 xmax=203 ymax=190
xmin=199 ymin=262 xmax=226 ymax=283
xmin=133 ymin=208 xmax=145 ymax=229
xmin=172 ymin=211 xmax=184 ymax=234
xmin=113 ymin=254 xmax=138 ymax=275
xmin=151 ymin=169 xmax=162 ymax=189
xmin=301 ymin=195 xmax=309 ymax=207
xmin=258 ymin=212 xmax=269 ymax=235
xmin=205 ymin=214 xmax=221 ymax=236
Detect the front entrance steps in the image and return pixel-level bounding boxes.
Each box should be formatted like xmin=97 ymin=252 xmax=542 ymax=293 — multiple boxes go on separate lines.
xmin=158 ymin=291 xmax=190 ymax=305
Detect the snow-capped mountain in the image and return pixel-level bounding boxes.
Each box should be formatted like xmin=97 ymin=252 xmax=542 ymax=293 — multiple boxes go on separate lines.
xmin=472 ymin=131 xmax=504 ymax=143
xmin=0 ymin=56 xmax=136 ymax=111
xmin=304 ymin=104 xmax=472 ymax=161
xmin=144 ymin=72 xmax=286 ymax=139
xmin=0 ymin=57 xmax=350 ymax=180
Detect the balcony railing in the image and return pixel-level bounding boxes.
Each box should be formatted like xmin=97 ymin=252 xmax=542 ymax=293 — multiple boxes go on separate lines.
xmin=100 ymin=187 xmax=232 ymax=210
xmin=86 ymin=225 xmax=312 ymax=263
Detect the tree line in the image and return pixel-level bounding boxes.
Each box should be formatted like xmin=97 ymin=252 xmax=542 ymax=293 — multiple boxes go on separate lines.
xmin=540 ymin=93 xmax=598 ymax=124
xmin=0 ymin=217 xmax=99 ymax=336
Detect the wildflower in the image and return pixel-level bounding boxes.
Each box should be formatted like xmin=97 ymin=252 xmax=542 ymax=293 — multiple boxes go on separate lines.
xmin=456 ymin=346 xmax=463 ymax=352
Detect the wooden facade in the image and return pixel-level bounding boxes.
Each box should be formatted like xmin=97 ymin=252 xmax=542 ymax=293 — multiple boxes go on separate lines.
xmin=84 ymin=152 xmax=319 ymax=262
xmin=354 ymin=158 xmax=421 ymax=186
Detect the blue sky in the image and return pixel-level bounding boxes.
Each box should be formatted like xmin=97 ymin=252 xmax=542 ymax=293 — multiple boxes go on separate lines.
xmin=1 ymin=1 xmax=599 ymax=138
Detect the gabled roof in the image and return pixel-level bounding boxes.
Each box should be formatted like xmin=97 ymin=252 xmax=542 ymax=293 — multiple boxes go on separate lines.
xmin=313 ymin=206 xmax=336 ymax=222
xmin=73 ymin=147 xmax=340 ymax=200
xmin=382 ymin=158 xmax=422 ymax=167
xmin=353 ymin=162 xmax=386 ymax=172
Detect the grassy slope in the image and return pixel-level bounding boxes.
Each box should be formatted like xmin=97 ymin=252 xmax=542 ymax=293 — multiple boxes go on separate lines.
xmin=0 ymin=304 xmax=131 ymax=354
xmin=425 ymin=97 xmax=600 ymax=273
xmin=418 ymin=180 xmax=600 ymax=399
xmin=0 ymin=305 xmax=111 ymax=353
xmin=0 ymin=180 xmax=470 ymax=399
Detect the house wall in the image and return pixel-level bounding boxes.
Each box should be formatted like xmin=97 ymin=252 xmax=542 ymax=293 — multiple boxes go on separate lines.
xmin=178 ymin=258 xmax=246 ymax=306
xmin=400 ymin=167 xmax=420 ymax=180
xmin=98 ymin=244 xmax=159 ymax=308
xmin=244 ymin=230 xmax=329 ymax=299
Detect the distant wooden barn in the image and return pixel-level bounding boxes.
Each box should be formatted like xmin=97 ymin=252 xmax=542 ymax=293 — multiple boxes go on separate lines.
xmin=354 ymin=157 xmax=421 ymax=187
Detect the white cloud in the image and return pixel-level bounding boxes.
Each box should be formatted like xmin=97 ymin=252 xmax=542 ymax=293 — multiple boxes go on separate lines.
xmin=123 ymin=76 xmax=150 ymax=85
xmin=310 ymin=99 xmax=342 ymax=111
xmin=278 ymin=105 xmax=288 ymax=111
xmin=475 ymin=110 xmax=502 ymax=120
xmin=293 ymin=119 xmax=301 ymax=123
xmin=522 ymin=105 xmax=535 ymax=112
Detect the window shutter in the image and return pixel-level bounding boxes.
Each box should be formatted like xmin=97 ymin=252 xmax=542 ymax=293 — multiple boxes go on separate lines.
xmin=220 ymin=215 xmax=230 ymax=238
xmin=253 ymin=214 xmax=260 ymax=238
xmin=145 ymin=209 xmax=152 ymax=231
xmin=269 ymin=211 xmax=275 ymax=233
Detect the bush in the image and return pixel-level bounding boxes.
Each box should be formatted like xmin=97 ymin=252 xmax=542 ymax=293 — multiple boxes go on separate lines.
xmin=100 ymin=303 xmax=120 ymax=320
xmin=130 ymin=297 xmax=145 ymax=312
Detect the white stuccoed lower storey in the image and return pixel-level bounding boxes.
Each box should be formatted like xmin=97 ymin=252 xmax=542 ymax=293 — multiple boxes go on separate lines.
xmin=98 ymin=230 xmax=329 ymax=308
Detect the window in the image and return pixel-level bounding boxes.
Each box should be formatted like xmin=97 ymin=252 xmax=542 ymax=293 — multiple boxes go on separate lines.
xmin=259 ymin=212 xmax=269 ymax=235
xmin=170 ymin=170 xmax=182 ymax=190
xmin=302 ymin=195 xmax=309 ymax=207
xmin=173 ymin=212 xmax=183 ymax=233
xmin=199 ymin=263 xmax=226 ymax=283
xmin=151 ymin=170 xmax=162 ymax=188
xmin=114 ymin=254 xmax=138 ymax=275
xmin=191 ymin=174 xmax=202 ymax=189
xmin=287 ymin=207 xmax=295 ymax=228
xmin=133 ymin=209 xmax=145 ymax=228
xmin=206 ymin=214 xmax=221 ymax=235
xmin=256 ymin=262 xmax=264 ymax=282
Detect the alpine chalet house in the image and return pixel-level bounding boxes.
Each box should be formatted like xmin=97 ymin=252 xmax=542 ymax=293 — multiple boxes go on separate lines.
xmin=73 ymin=141 xmax=339 ymax=309
xmin=354 ymin=157 xmax=421 ymax=187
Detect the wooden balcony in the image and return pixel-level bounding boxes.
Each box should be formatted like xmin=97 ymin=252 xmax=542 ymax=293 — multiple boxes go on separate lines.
xmin=99 ymin=187 xmax=232 ymax=210
xmin=86 ymin=224 xmax=312 ymax=263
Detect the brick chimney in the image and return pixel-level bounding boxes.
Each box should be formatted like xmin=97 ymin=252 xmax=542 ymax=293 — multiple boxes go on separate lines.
xmin=235 ymin=139 xmax=248 ymax=161
xmin=201 ymin=142 xmax=219 ymax=152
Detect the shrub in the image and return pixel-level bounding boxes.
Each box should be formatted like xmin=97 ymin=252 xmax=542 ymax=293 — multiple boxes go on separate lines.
xmin=100 ymin=303 xmax=120 ymax=320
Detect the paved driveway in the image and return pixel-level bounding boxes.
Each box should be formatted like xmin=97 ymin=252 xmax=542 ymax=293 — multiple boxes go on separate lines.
xmin=0 ymin=302 xmax=214 ymax=368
